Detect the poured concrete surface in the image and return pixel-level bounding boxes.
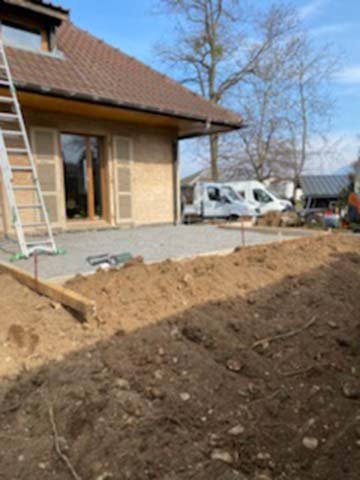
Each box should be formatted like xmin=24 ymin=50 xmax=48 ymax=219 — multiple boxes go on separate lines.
xmin=0 ymin=224 xmax=305 ymax=280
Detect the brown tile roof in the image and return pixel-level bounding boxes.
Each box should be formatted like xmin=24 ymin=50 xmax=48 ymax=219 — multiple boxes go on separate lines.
xmin=6 ymin=21 xmax=242 ymax=128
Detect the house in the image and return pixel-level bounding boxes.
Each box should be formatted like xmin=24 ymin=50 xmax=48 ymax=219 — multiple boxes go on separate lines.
xmin=0 ymin=0 xmax=242 ymax=235
xmin=182 ymin=165 xmax=247 ymax=186
xmin=299 ymin=175 xmax=350 ymax=210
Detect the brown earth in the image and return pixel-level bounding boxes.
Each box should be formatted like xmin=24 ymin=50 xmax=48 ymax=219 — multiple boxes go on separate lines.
xmin=0 ymin=234 xmax=360 ymax=479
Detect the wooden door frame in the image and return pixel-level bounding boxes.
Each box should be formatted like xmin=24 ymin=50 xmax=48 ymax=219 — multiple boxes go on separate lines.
xmin=61 ymin=132 xmax=109 ymax=222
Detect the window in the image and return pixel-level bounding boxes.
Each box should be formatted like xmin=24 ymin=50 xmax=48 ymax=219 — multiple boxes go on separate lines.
xmin=253 ymin=189 xmax=273 ymax=204
xmin=221 ymin=186 xmax=240 ymax=202
xmin=2 ymin=21 xmax=43 ymax=50
xmin=207 ymin=186 xmax=221 ymax=202
xmin=61 ymin=134 xmax=103 ymax=220
xmin=238 ymin=191 xmax=246 ymax=199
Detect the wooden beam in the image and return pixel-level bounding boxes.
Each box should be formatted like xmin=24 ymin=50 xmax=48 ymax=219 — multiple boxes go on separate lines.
xmin=86 ymin=138 xmax=95 ymax=220
xmin=0 ymin=261 xmax=96 ymax=321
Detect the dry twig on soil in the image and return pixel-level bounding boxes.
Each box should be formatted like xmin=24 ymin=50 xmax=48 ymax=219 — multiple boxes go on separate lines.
xmin=252 ymin=316 xmax=317 ymax=349
xmin=48 ymin=405 xmax=83 ymax=480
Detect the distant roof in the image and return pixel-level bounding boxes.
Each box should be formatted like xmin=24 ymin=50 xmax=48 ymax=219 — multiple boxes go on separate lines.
xmin=300 ymin=175 xmax=349 ymax=198
xmin=6 ymin=20 xmax=243 ymax=131
xmin=182 ymin=166 xmax=246 ymax=185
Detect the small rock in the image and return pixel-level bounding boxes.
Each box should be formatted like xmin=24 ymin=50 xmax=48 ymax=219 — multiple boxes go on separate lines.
xmin=146 ymin=387 xmax=165 ymax=400
xmin=154 ymin=370 xmax=163 ymax=380
xmin=257 ymin=452 xmax=271 ymax=460
xmin=180 ymin=392 xmax=191 ymax=402
xmin=96 ymin=474 xmax=113 ymax=480
xmin=211 ymin=449 xmax=233 ymax=464
xmin=209 ymin=433 xmax=222 ymax=447
xmin=38 ymin=463 xmax=46 ymax=470
xmin=327 ymin=321 xmax=338 ymax=329
xmin=255 ymin=474 xmax=272 ymax=480
xmin=302 ymin=437 xmax=319 ymax=450
xmin=50 ymin=301 xmax=61 ymax=310
xmin=226 ymin=359 xmax=242 ymax=372
xmin=183 ymin=274 xmax=193 ymax=285
xmin=18 ymin=455 xmax=25 ymax=462
xmin=158 ymin=347 xmax=165 ymax=356
xmin=342 ymin=381 xmax=360 ymax=399
xmin=228 ymin=424 xmax=245 ymax=436
xmin=170 ymin=326 xmax=181 ymax=340
xmin=115 ymin=378 xmax=130 ymax=391
xmin=35 ymin=303 xmax=46 ymax=311
xmin=58 ymin=436 xmax=69 ymax=451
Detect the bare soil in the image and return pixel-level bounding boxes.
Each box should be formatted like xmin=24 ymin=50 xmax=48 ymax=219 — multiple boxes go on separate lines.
xmin=0 ymin=234 xmax=360 ymax=479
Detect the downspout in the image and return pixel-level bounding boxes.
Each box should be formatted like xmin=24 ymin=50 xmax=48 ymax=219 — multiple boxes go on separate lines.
xmin=172 ymin=140 xmax=181 ymax=225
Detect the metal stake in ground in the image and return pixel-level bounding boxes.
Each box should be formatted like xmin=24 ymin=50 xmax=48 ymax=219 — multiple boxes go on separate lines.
xmin=241 ymin=219 xmax=246 ymax=246
xmin=33 ymin=251 xmax=39 ymax=281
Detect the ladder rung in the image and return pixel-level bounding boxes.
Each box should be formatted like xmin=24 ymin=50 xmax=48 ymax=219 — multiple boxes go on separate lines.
xmin=11 ymin=165 xmax=32 ymax=171
xmin=18 ymin=204 xmax=42 ymax=209
xmin=7 ymin=148 xmax=27 ymax=154
xmin=0 ymin=80 xmax=10 ymax=86
xmin=26 ymin=240 xmax=53 ymax=246
xmin=0 ymin=96 xmax=13 ymax=103
xmin=23 ymin=222 xmax=47 ymax=228
xmin=2 ymin=130 xmax=23 ymax=137
xmin=0 ymin=113 xmax=18 ymax=121
xmin=13 ymin=185 xmax=37 ymax=190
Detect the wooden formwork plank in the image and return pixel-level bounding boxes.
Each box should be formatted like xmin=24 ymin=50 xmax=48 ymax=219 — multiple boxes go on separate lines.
xmin=0 ymin=261 xmax=96 ymax=321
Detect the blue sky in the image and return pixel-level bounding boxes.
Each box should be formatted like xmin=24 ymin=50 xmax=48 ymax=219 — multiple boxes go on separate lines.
xmin=61 ymin=0 xmax=360 ymax=176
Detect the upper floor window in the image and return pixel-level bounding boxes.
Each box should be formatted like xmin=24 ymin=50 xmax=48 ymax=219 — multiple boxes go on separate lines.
xmin=2 ymin=21 xmax=43 ymax=50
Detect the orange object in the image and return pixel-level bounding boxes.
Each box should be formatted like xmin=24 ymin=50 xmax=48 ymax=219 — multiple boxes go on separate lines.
xmin=349 ymin=192 xmax=360 ymax=214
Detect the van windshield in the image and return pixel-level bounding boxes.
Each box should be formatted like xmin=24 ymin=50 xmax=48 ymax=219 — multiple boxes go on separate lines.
xmin=221 ymin=186 xmax=241 ymax=202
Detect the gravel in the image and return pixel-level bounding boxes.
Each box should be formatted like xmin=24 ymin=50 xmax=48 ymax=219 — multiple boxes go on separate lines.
xmin=0 ymin=224 xmax=304 ymax=280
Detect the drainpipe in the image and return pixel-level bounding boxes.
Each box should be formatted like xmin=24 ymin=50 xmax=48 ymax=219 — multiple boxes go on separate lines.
xmin=172 ymin=140 xmax=181 ymax=225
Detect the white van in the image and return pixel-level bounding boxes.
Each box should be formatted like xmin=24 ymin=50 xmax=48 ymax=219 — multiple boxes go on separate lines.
xmin=182 ymin=182 xmax=259 ymax=223
xmin=225 ymin=181 xmax=293 ymax=215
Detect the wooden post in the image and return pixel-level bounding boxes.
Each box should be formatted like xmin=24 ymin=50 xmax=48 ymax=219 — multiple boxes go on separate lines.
xmin=0 ymin=261 xmax=96 ymax=321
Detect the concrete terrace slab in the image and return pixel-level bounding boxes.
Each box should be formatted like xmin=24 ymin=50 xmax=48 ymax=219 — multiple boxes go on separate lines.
xmin=0 ymin=224 xmax=306 ymax=280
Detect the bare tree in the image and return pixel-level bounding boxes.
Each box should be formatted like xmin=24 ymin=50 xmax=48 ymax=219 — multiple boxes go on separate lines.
xmin=221 ymin=31 xmax=338 ymax=194
xmin=281 ymin=35 xmax=338 ymax=190
xmin=156 ymin=0 xmax=298 ymax=180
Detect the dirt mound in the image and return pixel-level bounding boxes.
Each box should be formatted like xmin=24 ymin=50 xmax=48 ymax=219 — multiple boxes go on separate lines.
xmin=68 ymin=234 xmax=355 ymax=334
xmin=0 ymin=234 xmax=360 ymax=479
xmin=257 ymin=211 xmax=301 ymax=228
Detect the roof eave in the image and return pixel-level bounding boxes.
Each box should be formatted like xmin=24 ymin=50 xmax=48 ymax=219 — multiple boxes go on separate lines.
xmin=3 ymin=0 xmax=69 ymax=23
xmin=16 ymin=82 xmax=244 ymax=136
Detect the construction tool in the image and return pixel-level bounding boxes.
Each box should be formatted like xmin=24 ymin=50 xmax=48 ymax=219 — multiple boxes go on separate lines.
xmin=86 ymin=252 xmax=133 ymax=267
xmin=0 ymin=40 xmax=58 ymax=258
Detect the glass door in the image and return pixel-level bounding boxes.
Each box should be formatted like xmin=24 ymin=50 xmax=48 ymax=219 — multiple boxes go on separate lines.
xmin=61 ymin=134 xmax=103 ymax=220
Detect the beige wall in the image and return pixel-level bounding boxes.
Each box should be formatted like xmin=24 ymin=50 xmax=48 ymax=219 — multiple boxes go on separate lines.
xmin=0 ymin=108 xmax=178 ymax=232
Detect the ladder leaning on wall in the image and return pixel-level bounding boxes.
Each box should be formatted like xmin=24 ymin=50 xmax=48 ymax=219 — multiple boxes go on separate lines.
xmin=0 ymin=40 xmax=57 ymax=259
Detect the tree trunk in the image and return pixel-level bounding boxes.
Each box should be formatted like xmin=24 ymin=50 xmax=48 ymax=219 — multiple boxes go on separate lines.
xmin=210 ymin=134 xmax=219 ymax=181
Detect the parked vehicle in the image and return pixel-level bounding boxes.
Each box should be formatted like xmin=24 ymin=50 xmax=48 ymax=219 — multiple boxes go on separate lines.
xmin=182 ymin=182 xmax=259 ymax=223
xmin=225 ymin=181 xmax=293 ymax=215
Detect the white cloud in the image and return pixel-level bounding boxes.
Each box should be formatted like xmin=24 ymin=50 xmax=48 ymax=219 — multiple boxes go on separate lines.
xmin=311 ymin=22 xmax=354 ymax=37
xmin=336 ymin=66 xmax=360 ymax=84
xmin=304 ymin=132 xmax=359 ymax=174
xmin=298 ymin=0 xmax=330 ymax=20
